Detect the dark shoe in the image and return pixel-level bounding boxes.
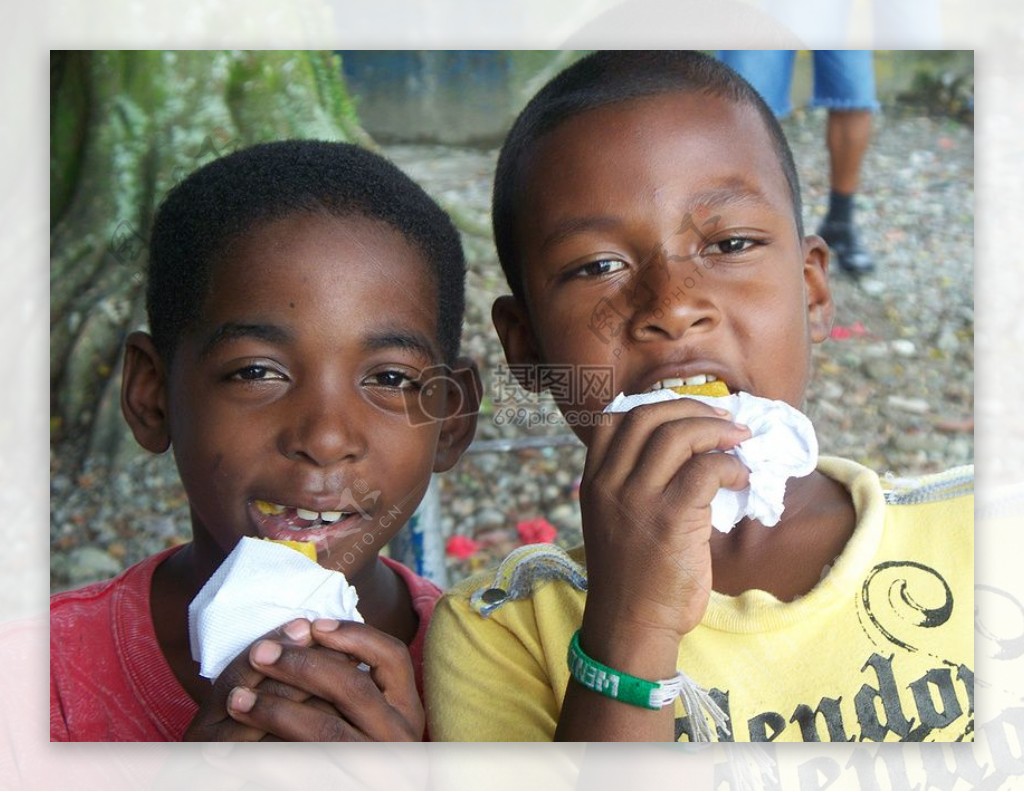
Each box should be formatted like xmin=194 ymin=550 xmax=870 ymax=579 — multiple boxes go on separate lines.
xmin=818 ymin=219 xmax=875 ymax=276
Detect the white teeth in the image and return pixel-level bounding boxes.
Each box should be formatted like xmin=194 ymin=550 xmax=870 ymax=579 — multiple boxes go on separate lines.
xmin=646 ymin=374 xmax=718 ymax=393
xmin=259 ymin=502 xmax=352 ymax=526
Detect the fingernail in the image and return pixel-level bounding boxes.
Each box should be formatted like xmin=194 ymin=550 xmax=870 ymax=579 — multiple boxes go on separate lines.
xmin=252 ymin=640 xmax=282 ymax=666
xmin=734 ymin=422 xmax=751 ymax=433
xmin=713 ymin=407 xmax=731 ymax=416
xmin=314 ymin=617 xmax=341 ymax=632
xmin=283 ymin=619 xmax=310 ymax=642
xmin=228 ymin=687 xmax=256 ymax=714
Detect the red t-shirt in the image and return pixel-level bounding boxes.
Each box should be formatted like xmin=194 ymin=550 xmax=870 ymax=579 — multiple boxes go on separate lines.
xmin=50 ymin=546 xmax=441 ymax=741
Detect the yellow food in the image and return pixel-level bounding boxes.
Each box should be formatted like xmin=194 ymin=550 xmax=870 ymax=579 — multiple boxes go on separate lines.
xmin=266 ymin=538 xmax=318 ymax=561
xmin=669 ymin=381 xmax=730 ymax=398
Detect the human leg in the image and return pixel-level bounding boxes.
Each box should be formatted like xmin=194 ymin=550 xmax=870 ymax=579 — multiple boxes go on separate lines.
xmin=811 ymin=51 xmax=878 ymax=275
xmin=826 ymin=108 xmax=872 ymax=196
xmin=717 ymin=50 xmax=796 ymax=117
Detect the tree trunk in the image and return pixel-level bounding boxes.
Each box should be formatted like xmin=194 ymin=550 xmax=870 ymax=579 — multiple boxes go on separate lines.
xmin=50 ymin=50 xmax=377 ymax=471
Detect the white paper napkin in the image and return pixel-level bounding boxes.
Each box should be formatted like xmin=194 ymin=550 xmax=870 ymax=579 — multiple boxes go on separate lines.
xmin=188 ymin=536 xmax=363 ymax=680
xmin=604 ymin=389 xmax=818 ymax=532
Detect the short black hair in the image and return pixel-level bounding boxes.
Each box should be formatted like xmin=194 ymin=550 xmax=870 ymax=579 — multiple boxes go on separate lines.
xmin=492 ymin=50 xmax=803 ymax=300
xmin=148 ymin=139 xmax=465 ymax=364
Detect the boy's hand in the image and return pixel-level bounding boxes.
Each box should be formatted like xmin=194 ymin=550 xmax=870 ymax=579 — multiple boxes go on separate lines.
xmin=556 ymin=398 xmax=750 ymax=741
xmin=185 ymin=618 xmax=423 ymax=741
xmin=227 ymin=619 xmax=423 ymax=741
xmin=184 ymin=618 xmax=321 ymax=742
xmin=578 ymin=398 xmax=751 ymax=659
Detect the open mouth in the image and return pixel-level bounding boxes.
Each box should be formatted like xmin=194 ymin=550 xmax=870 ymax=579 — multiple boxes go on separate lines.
xmin=644 ymin=373 xmax=723 ymax=394
xmin=250 ymin=499 xmax=368 ymax=540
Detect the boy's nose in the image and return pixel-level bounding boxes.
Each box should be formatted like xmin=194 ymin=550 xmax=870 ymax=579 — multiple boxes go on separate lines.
xmin=279 ymin=386 xmax=368 ymax=467
xmin=626 ymin=257 xmax=719 ymax=342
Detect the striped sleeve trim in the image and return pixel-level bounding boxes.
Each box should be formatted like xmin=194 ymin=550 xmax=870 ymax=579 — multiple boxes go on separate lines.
xmin=882 ymin=464 xmax=974 ymax=505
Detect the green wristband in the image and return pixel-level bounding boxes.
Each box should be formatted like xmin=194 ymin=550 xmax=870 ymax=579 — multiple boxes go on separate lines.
xmin=567 ymin=630 xmax=684 ymax=710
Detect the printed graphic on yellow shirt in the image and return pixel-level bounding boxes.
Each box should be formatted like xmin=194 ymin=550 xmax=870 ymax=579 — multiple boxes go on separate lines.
xmin=675 ymin=560 xmax=973 ymax=742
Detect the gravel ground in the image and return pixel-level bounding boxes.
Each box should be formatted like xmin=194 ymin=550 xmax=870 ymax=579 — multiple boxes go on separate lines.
xmin=50 ymin=107 xmax=974 ymax=590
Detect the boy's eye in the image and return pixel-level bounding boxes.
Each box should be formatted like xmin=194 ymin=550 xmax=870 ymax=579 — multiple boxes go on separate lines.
xmin=706 ymin=237 xmax=757 ymax=255
xmin=574 ymin=258 xmax=627 ymax=278
xmin=231 ymin=364 xmax=285 ymax=381
xmin=367 ymin=370 xmax=419 ymax=390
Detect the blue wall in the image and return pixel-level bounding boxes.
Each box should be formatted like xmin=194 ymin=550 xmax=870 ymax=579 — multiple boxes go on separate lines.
xmin=339 ymin=50 xmax=558 ymax=145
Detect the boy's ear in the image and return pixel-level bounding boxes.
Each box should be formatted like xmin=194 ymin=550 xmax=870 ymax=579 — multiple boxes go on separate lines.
xmin=492 ymin=295 xmax=543 ymax=393
xmin=432 ymin=357 xmax=482 ymax=473
xmin=803 ymin=235 xmax=835 ymax=343
xmin=121 ymin=331 xmax=171 ymax=454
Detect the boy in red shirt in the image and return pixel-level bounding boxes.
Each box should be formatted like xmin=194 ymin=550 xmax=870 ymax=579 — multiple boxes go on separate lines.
xmin=51 ymin=140 xmax=479 ymax=741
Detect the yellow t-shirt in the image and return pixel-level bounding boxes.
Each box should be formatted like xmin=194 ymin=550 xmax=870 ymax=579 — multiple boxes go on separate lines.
xmin=425 ymin=457 xmax=974 ymax=742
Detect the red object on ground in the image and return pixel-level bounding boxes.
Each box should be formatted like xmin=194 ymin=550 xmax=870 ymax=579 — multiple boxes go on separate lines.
xmin=516 ymin=517 xmax=558 ymax=545
xmin=445 ymin=534 xmax=481 ymax=559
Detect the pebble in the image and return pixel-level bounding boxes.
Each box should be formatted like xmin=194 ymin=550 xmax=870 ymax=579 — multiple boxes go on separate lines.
xmin=887 ymin=395 xmax=932 ymax=414
xmin=52 ymin=547 xmax=122 ymax=588
xmin=863 ymin=358 xmax=904 ymax=382
xmin=890 ymin=339 xmax=917 ymax=357
xmin=892 ymin=432 xmax=946 ymax=455
xmin=947 ymin=437 xmax=972 ymax=461
xmin=859 ymin=278 xmax=887 ymax=297
xmin=813 ymin=400 xmax=847 ymax=422
xmin=549 ymin=503 xmax=581 ymax=531
xmin=451 ymin=498 xmax=474 ymax=519
xmin=819 ymin=379 xmax=843 ymax=399
xmin=937 ymin=327 xmax=961 ymax=355
xmin=859 ymin=342 xmax=890 ymax=359
xmin=474 ymin=507 xmax=507 ymax=529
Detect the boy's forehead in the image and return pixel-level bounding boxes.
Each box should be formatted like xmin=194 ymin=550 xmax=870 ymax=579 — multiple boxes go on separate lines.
xmin=196 ymin=211 xmax=441 ymax=334
xmin=520 ymin=91 xmax=789 ymax=217
xmin=210 ymin=212 xmax=436 ymax=290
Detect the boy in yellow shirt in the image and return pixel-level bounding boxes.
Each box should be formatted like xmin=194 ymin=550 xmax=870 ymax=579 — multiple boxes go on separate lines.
xmin=425 ymin=51 xmax=973 ymax=742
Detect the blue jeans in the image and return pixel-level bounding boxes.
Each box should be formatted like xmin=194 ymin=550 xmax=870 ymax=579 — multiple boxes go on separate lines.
xmin=717 ymin=50 xmax=878 ymax=118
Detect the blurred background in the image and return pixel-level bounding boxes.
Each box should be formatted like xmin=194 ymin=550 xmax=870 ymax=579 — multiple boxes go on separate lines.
xmin=49 ymin=50 xmax=974 ymax=591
